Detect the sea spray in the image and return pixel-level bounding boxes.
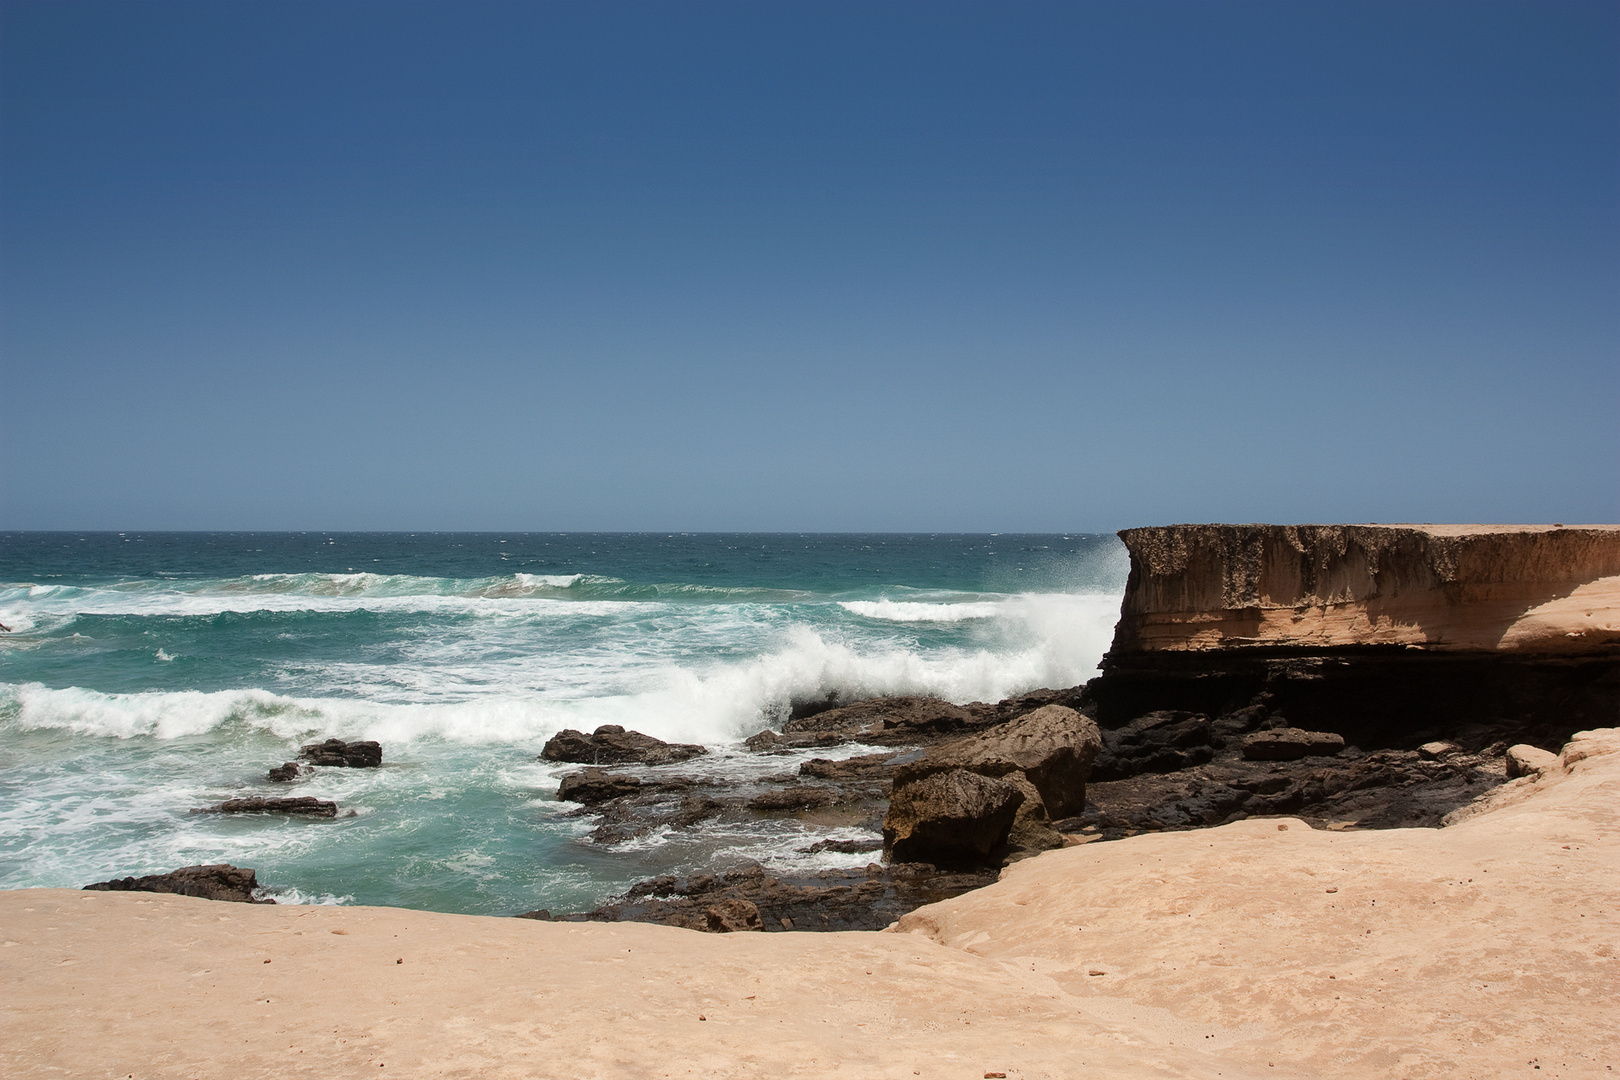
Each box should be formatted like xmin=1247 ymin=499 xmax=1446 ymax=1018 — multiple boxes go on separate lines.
xmin=0 ymin=532 xmax=1127 ymax=914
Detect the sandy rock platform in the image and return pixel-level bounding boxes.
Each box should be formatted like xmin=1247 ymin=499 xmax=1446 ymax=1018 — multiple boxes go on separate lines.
xmin=5 ymin=730 xmax=1617 ymax=1080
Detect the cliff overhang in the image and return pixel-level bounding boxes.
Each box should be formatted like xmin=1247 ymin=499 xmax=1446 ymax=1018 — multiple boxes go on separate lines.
xmin=1090 ymin=524 xmax=1620 ymax=745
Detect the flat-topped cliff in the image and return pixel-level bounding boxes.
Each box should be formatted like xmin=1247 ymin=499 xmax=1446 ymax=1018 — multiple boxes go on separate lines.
xmin=1113 ymin=523 xmax=1620 ymax=654
xmin=1090 ymin=524 xmax=1620 ymax=744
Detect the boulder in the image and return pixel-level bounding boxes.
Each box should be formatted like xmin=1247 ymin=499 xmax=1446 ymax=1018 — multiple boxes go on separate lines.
xmin=1242 ymin=728 xmax=1346 ymax=761
xmin=299 ymin=739 xmax=382 ymax=768
xmin=266 ymin=761 xmax=307 ymax=782
xmin=84 ymin=863 xmax=271 ymax=903
xmin=200 ymin=796 xmax=338 ymax=817
xmin=1506 ymin=744 xmax=1560 ymax=778
xmin=556 ymin=769 xmax=643 ymax=804
xmin=892 ymin=705 xmax=1102 ymax=818
xmin=882 ymin=769 xmax=1026 ymax=866
xmin=1001 ymin=772 xmax=1065 ymax=857
xmin=704 ymin=897 xmax=764 ymax=932
xmin=1418 ymin=741 xmax=1460 ymax=761
xmin=540 ymin=725 xmax=707 ymax=766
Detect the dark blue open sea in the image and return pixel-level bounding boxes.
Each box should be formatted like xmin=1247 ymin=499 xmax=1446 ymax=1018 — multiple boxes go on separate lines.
xmin=0 ymin=532 xmax=1126 ymax=914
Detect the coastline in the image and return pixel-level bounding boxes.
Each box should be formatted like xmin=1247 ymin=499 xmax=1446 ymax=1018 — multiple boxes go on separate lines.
xmin=4 ymin=726 xmax=1615 ymax=1079
xmin=5 ymin=522 xmax=1618 ymax=1077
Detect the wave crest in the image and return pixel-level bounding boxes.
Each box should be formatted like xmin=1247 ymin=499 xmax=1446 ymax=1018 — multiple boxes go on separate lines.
xmin=839 ymin=599 xmax=1002 ymax=622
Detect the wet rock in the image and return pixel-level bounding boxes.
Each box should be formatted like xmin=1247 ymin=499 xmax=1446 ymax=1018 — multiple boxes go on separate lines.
xmin=883 ymin=769 xmax=1025 ymax=866
xmin=743 ymin=729 xmax=851 ymax=752
xmin=747 ymin=786 xmax=841 ymax=811
xmin=797 ymin=753 xmax=898 ymax=781
xmin=1242 ymin=728 xmax=1346 ymax=761
xmin=266 ymin=761 xmax=307 ymax=782
xmin=796 ymin=837 xmax=883 ymax=855
xmin=557 ymin=769 xmax=644 ymax=804
xmin=540 ymin=724 xmax=707 ymax=766
xmin=199 ymin=796 xmax=339 ymax=817
xmin=668 ymin=795 xmax=725 ymax=828
xmin=84 ymin=863 xmax=273 ymax=903
xmin=783 ymin=695 xmax=977 ymax=738
xmin=299 ymin=738 xmax=382 ymax=768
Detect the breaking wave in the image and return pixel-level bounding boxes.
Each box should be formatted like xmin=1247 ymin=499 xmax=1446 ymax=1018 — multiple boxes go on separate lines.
xmin=839 ymin=598 xmax=1002 ymax=622
xmin=0 ymin=591 xmax=1120 ymax=747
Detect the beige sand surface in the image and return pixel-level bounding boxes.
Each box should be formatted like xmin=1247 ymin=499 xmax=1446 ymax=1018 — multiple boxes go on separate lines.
xmin=4 ymin=730 xmax=1617 ymax=1080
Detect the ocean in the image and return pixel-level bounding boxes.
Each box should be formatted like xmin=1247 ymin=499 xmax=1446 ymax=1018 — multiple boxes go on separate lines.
xmin=0 ymin=532 xmax=1127 ymax=915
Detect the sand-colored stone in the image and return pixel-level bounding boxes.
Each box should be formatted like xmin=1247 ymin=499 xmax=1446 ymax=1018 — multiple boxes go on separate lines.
xmin=1113 ymin=523 xmax=1620 ymax=653
xmin=4 ymin=730 xmax=1617 ymax=1079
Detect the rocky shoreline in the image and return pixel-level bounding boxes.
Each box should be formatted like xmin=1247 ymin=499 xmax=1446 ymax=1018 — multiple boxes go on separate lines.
xmin=84 ymin=524 xmax=1618 ymax=934
xmin=523 ymin=681 xmax=1526 ymax=931
xmin=523 ymin=523 xmax=1618 ymax=931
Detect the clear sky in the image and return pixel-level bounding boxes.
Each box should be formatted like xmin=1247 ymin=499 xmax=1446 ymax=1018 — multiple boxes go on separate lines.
xmin=2 ymin=0 xmax=1615 ymax=531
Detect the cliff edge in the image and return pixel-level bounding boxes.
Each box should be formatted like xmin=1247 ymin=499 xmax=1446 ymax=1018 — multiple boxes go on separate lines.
xmin=1091 ymin=524 xmax=1620 ymax=744
xmin=1113 ymin=523 xmax=1620 ymax=654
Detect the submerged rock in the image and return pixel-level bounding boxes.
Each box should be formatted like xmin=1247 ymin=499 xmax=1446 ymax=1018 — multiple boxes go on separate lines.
xmin=540 ymin=724 xmax=707 ymax=766
xmin=84 ymin=863 xmax=272 ymax=903
xmin=266 ymin=761 xmax=308 ymax=782
xmin=299 ymin=739 xmax=382 ymax=768
xmin=556 ymin=769 xmax=644 ymax=804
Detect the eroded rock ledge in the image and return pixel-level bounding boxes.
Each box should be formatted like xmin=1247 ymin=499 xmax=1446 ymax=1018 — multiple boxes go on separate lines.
xmin=1092 ymin=524 xmax=1620 ymax=745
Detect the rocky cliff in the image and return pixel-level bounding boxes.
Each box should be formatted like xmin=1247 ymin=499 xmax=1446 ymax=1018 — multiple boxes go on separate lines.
xmin=1090 ymin=524 xmax=1620 ymax=745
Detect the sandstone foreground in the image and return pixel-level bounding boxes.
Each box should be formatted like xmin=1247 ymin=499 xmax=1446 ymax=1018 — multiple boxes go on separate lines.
xmin=5 ymin=726 xmax=1617 ymax=1080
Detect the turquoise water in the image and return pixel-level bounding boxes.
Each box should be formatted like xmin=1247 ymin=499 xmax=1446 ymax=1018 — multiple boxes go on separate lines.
xmin=0 ymin=532 xmax=1127 ymax=914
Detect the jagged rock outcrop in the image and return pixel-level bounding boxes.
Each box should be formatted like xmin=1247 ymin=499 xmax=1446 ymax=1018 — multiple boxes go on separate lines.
xmin=556 ymin=769 xmax=644 ymax=804
xmin=540 ymin=724 xmax=707 ymax=766
xmin=299 ymin=739 xmax=382 ymax=768
xmin=198 ymin=796 xmax=339 ymax=817
xmin=83 ymin=864 xmax=271 ymax=903
xmin=1091 ymin=524 xmax=1620 ymax=745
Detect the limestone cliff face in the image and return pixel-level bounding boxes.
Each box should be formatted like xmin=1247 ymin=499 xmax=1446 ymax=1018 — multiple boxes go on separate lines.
xmin=1090 ymin=524 xmax=1620 ymax=744
xmin=1112 ymin=524 xmax=1620 ymax=656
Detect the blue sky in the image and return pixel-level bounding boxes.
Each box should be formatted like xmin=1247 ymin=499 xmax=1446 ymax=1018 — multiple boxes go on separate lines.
xmin=2 ymin=0 xmax=1615 ymax=531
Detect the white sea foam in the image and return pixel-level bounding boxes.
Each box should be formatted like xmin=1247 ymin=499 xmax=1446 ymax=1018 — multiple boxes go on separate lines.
xmin=0 ymin=590 xmax=1121 ymax=748
xmin=256 ymin=886 xmax=353 ymax=905
xmin=839 ymin=598 xmax=1002 ymax=622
